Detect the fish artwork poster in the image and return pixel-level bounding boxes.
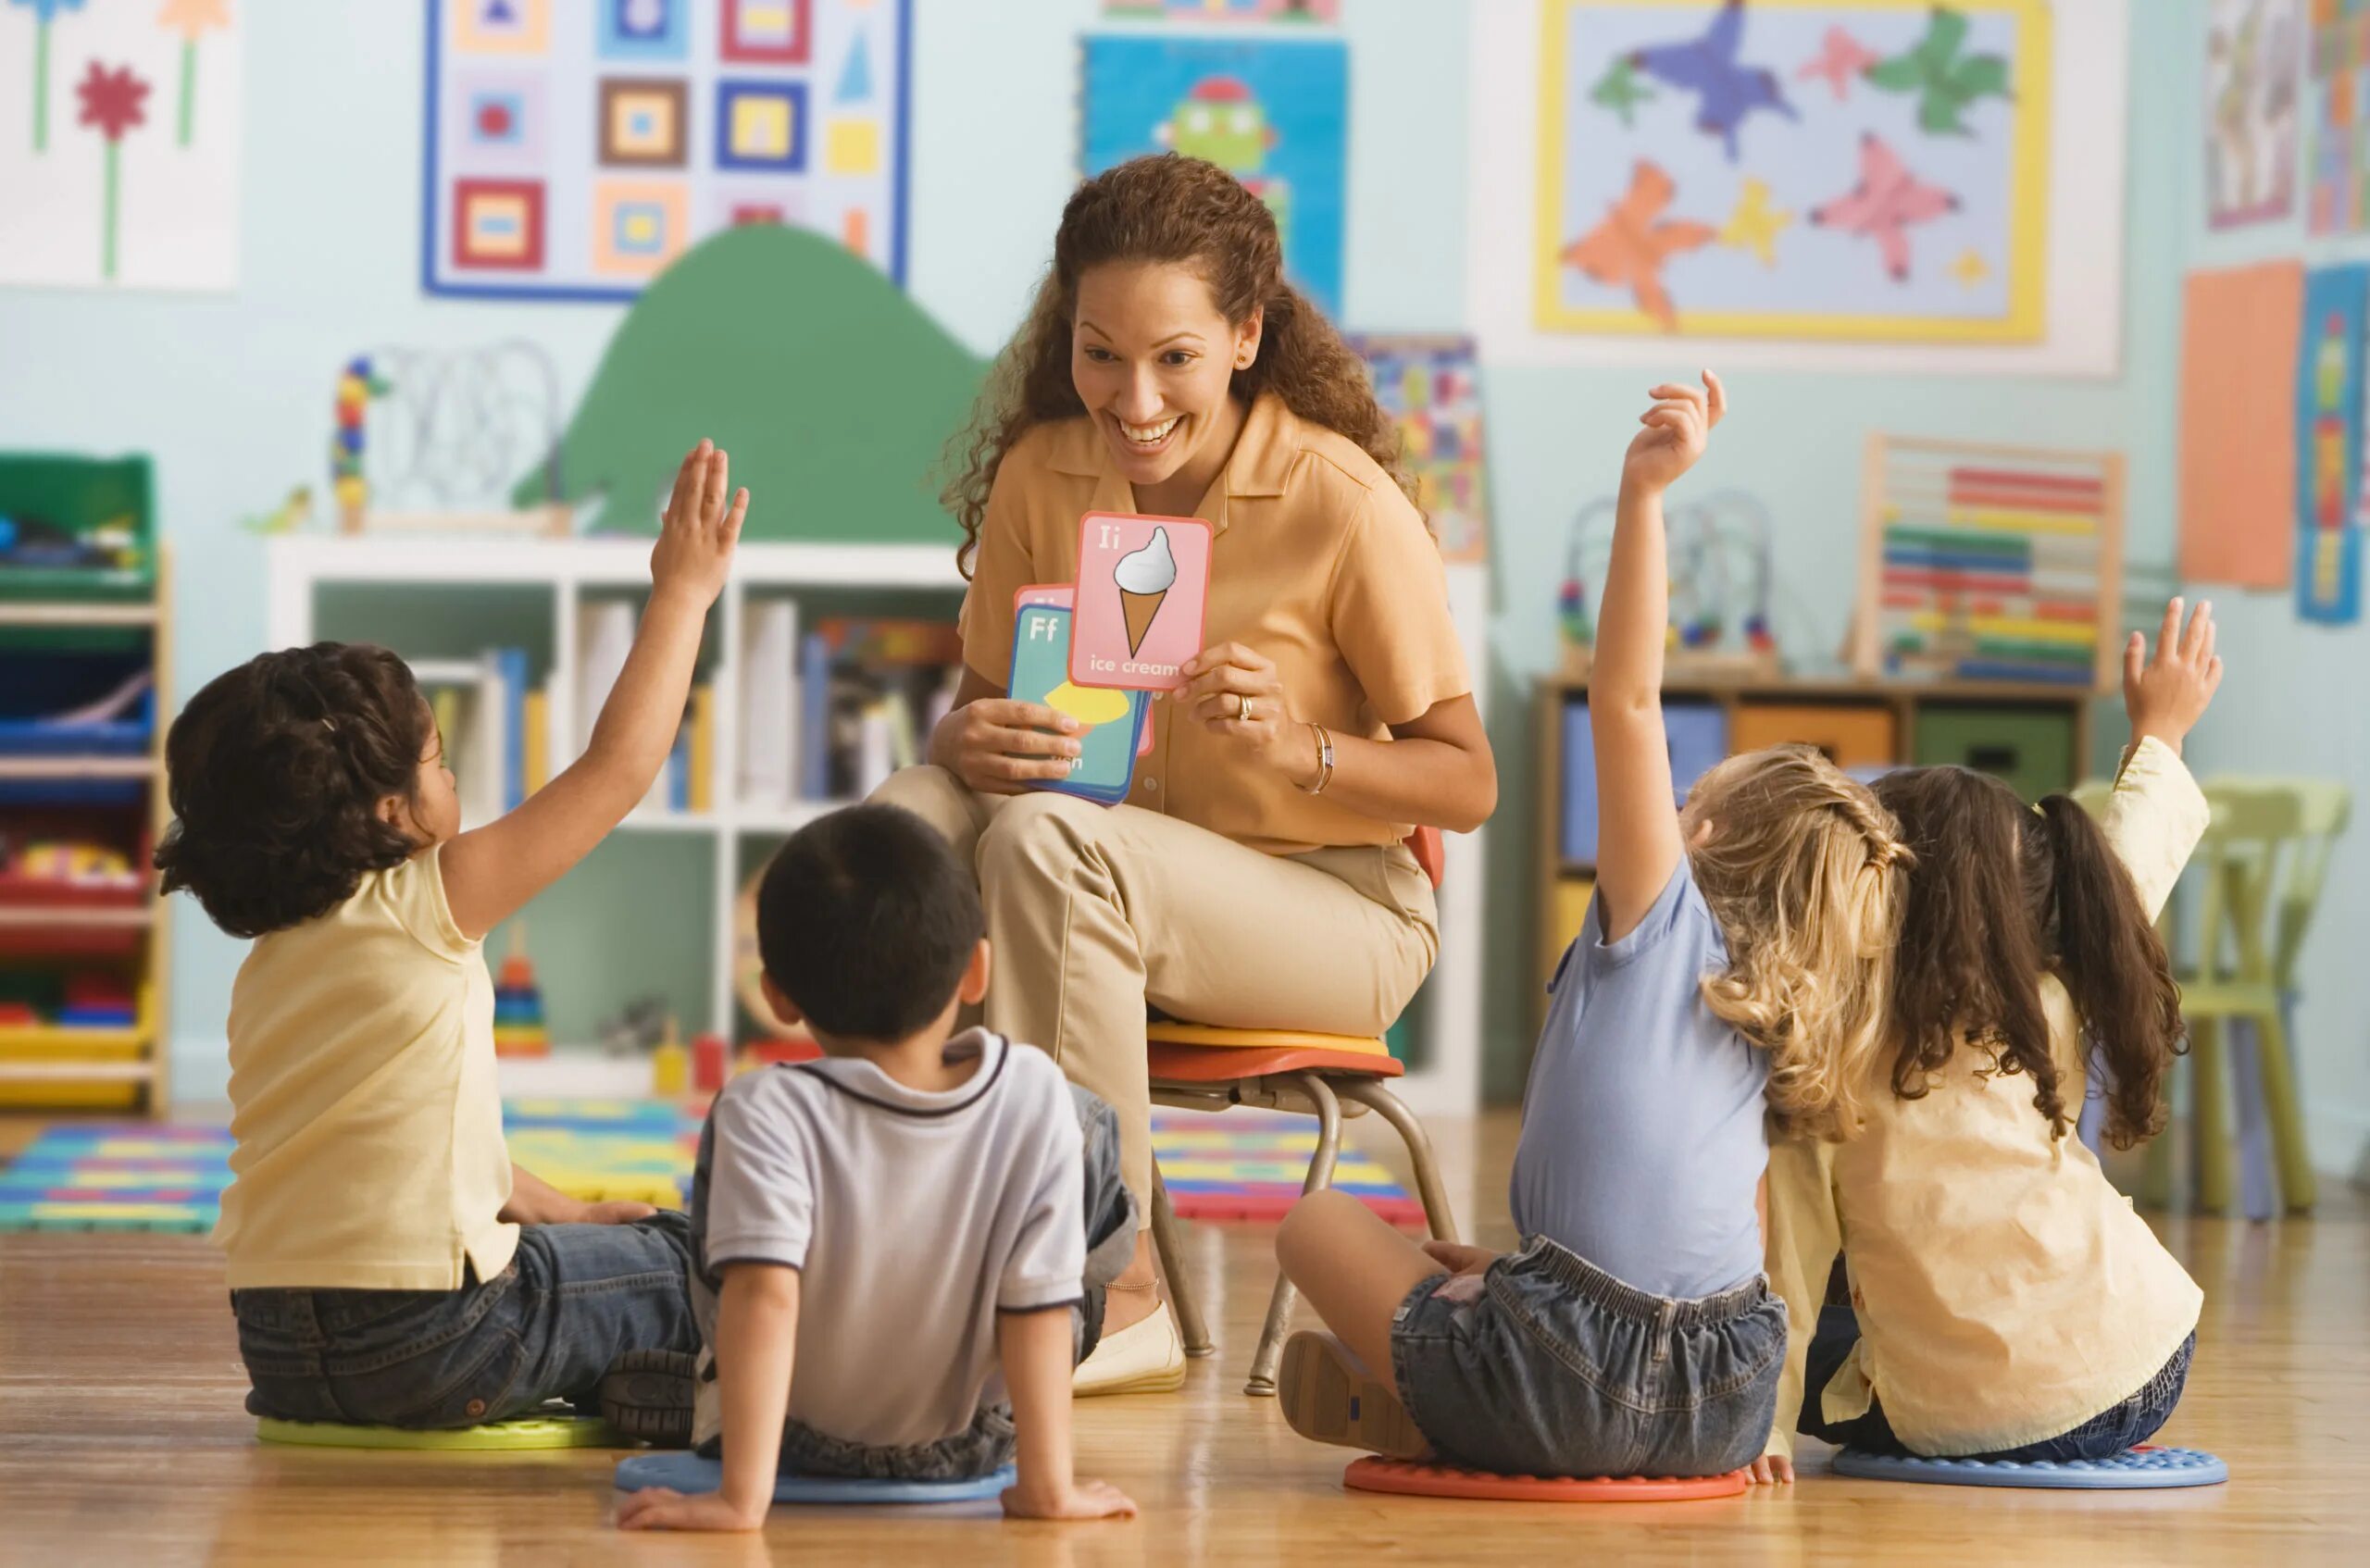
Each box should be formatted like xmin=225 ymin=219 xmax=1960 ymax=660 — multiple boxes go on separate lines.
xmin=1532 ymin=0 xmax=2053 ymax=342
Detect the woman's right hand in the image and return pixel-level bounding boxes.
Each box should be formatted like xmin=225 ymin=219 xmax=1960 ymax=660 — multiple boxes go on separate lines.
xmin=934 ymin=699 xmax=1086 ymax=795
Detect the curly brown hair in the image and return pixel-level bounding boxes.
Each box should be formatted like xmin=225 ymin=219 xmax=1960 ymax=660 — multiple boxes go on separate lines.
xmin=1870 ymin=767 xmax=2186 ymax=1149
xmin=155 ymin=644 xmax=430 ymax=939
xmin=942 ymin=153 xmax=1414 ymax=577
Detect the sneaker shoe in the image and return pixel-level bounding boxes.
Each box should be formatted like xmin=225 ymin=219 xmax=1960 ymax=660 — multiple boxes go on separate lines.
xmin=599 ymin=1349 xmax=696 ymax=1447
xmin=1276 ymin=1331 xmax=1426 ymax=1459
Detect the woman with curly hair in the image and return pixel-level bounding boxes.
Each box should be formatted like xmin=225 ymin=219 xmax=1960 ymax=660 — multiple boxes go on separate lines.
xmin=158 ymin=442 xmax=744 ymax=1441
xmin=871 ymin=154 xmax=1497 ymax=1395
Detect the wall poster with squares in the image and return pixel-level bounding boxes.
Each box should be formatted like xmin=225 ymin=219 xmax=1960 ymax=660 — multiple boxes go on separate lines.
xmin=423 ymin=0 xmax=910 ymax=300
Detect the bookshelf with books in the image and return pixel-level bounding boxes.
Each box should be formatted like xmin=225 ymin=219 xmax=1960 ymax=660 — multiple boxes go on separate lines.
xmin=267 ymin=539 xmax=1491 ymax=1118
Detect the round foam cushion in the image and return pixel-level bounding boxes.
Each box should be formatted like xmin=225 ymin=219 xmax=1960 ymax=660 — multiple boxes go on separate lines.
xmin=615 ymin=1450 xmax=1017 ymax=1505
xmin=256 ymin=1413 xmax=621 ymax=1450
xmin=1830 ymin=1444 xmax=2228 ymax=1489
xmin=1343 ymin=1455 xmax=1751 ymax=1501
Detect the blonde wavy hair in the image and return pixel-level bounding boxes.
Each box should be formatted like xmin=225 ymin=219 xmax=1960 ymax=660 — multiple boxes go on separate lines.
xmin=1679 ymin=745 xmax=1911 ymax=1140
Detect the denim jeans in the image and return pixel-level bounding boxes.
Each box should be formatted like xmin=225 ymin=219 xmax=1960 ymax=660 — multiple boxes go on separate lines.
xmin=695 ymin=1085 xmax=1135 ymax=1481
xmin=1389 ymin=1235 xmax=1788 ymax=1480
xmin=1798 ymin=1304 xmax=2196 ymax=1461
xmin=231 ymin=1211 xmax=700 ymax=1428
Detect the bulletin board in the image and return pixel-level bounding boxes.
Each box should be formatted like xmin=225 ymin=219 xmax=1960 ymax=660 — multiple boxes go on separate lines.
xmin=1466 ymin=0 xmax=2130 ymax=375
xmin=421 ymin=0 xmax=911 ymax=302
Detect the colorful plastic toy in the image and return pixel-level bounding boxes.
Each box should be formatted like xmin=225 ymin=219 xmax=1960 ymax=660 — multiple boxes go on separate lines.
xmin=331 ymin=355 xmax=393 ymax=533
xmin=493 ymin=926 xmax=549 ymax=1058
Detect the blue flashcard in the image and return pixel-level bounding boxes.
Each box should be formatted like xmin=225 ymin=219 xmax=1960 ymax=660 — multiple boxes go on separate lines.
xmin=1007 ymin=604 xmax=1145 ymax=806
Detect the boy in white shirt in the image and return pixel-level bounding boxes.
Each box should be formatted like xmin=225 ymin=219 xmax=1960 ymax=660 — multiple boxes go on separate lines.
xmin=617 ymin=803 xmax=1138 ymax=1532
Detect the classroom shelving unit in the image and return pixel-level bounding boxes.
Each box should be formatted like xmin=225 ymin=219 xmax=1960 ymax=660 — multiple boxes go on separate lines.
xmin=266 ymin=539 xmax=1491 ymax=1118
xmin=1533 ymin=670 xmax=2094 ymax=1038
xmin=0 ymin=555 xmax=174 ymax=1114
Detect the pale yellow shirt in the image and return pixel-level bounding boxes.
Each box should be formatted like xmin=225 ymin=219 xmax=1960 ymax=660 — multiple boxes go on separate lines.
xmin=1764 ymin=738 xmax=2210 ymax=1459
xmin=215 ymin=848 xmax=518 ymax=1290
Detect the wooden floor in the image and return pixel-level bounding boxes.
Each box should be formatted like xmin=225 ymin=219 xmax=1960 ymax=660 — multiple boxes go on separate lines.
xmin=1 ymin=1110 xmax=2364 ymax=1566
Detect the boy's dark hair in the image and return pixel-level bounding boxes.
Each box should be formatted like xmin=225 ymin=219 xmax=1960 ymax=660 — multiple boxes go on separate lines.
xmin=155 ymin=643 xmax=428 ymax=939
xmin=1871 ymin=766 xmax=2186 ymax=1150
xmin=755 ymin=803 xmax=985 ymax=1043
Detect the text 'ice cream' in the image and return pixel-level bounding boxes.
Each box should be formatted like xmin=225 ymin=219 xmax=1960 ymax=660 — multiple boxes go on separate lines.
xmin=1115 ymin=528 xmax=1179 ymax=657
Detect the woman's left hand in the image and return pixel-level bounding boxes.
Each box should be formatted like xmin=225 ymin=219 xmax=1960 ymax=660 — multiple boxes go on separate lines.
xmin=1179 ymin=643 xmax=1313 ymax=784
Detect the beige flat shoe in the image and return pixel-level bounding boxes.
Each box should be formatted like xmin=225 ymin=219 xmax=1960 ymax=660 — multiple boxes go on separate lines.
xmin=1276 ymin=1331 xmax=1427 ymax=1459
xmin=1072 ymin=1300 xmax=1187 ymax=1396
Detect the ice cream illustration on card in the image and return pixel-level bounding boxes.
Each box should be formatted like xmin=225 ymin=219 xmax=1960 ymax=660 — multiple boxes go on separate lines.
xmin=1071 ymin=512 xmax=1212 ymax=692
xmin=1116 ymin=529 xmax=1178 ymax=655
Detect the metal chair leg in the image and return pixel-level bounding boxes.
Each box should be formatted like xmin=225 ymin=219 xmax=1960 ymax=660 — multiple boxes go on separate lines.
xmin=1340 ymin=1078 xmax=1460 ymax=1246
xmin=1245 ymin=1071 xmax=1342 ymax=1398
xmin=1150 ymin=1164 xmax=1214 ymax=1358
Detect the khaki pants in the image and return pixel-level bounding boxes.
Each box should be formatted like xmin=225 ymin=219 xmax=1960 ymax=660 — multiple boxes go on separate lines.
xmin=868 ymin=766 xmax=1441 ymax=1218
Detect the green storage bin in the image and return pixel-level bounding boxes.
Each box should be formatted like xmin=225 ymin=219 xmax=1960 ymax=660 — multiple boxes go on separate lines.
xmin=0 ymin=453 xmax=156 ymax=601
xmin=1912 ymin=705 xmax=2077 ymax=803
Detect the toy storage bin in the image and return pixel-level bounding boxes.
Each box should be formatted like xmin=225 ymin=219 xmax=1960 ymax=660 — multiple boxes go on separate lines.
xmin=0 ymin=454 xmax=155 ymax=601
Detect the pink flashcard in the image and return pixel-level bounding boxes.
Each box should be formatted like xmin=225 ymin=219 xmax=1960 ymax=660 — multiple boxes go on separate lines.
xmin=1070 ymin=513 xmax=1212 ymax=692
xmin=1015 ymin=583 xmax=1074 ymax=613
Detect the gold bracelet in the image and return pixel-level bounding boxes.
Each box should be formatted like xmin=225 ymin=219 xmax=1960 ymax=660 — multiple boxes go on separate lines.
xmin=1297 ymin=723 xmax=1335 ymax=796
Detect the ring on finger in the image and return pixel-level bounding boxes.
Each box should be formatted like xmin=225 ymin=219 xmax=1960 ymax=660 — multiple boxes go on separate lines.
xmin=1238 ymin=694 xmax=1254 ymax=723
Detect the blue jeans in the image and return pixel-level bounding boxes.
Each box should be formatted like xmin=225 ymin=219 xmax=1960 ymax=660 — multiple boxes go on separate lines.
xmin=231 ymin=1211 xmax=700 ymax=1428
xmin=1798 ymin=1304 xmax=2196 ymax=1461
xmin=694 ymin=1086 xmax=1134 ymax=1481
xmin=1390 ymin=1235 xmax=1788 ymax=1479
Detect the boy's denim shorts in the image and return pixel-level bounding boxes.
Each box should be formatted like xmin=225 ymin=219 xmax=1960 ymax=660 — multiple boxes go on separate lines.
xmin=1390 ymin=1235 xmax=1787 ymax=1479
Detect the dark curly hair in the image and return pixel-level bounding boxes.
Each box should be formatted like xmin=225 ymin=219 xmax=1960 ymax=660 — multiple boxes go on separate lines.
xmin=1871 ymin=766 xmax=2187 ymax=1150
xmin=155 ymin=643 xmax=430 ymax=939
xmin=942 ymin=153 xmax=1415 ymax=578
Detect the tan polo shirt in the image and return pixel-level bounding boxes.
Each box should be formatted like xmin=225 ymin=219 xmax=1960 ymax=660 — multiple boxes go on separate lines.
xmin=960 ymin=392 xmax=1471 ymax=855
xmin=216 ymin=848 xmax=519 ymax=1290
xmin=1762 ymin=739 xmax=2210 ymax=1459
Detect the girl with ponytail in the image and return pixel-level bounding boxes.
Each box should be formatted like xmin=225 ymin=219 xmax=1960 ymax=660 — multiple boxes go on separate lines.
xmin=1760 ymin=600 xmax=2224 ymax=1477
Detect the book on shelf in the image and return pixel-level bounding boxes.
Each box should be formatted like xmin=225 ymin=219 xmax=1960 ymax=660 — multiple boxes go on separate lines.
xmin=806 ymin=618 xmax=963 ymax=803
xmin=741 ymin=598 xmax=798 ymax=807
xmin=689 ymin=686 xmax=716 ymax=814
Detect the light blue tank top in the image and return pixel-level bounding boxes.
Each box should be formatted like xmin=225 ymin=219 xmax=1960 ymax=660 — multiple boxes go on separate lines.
xmin=1508 ymin=859 xmax=1768 ymax=1300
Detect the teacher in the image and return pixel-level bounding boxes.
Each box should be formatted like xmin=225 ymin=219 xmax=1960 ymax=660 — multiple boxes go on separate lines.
xmin=872 ymin=155 xmax=1497 ymax=1396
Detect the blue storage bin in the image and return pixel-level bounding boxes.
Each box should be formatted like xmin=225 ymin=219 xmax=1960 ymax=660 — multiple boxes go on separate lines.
xmin=1559 ymin=699 xmax=1730 ymax=865
xmin=0 ymin=652 xmax=154 ymax=755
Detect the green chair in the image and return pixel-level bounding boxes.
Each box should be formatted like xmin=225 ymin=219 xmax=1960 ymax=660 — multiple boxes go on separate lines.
xmin=2070 ymin=778 xmax=2349 ymax=1215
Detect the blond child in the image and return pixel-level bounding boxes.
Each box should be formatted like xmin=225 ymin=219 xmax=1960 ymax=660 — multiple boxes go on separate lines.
xmin=158 ymin=442 xmax=744 ymax=1438
xmin=1271 ymin=374 xmax=1906 ymax=1481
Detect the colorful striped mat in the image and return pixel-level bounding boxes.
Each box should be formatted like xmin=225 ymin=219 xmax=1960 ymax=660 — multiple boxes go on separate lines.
xmin=0 ymin=1101 xmax=1419 ymax=1232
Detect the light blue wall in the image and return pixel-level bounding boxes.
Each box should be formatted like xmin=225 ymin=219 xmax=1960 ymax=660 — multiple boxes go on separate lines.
xmin=14 ymin=3 xmax=2312 ymax=1141
xmin=2164 ymin=0 xmax=2370 ymax=1176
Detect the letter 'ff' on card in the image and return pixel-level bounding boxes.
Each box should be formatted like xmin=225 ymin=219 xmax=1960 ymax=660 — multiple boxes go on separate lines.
xmin=1008 ymin=603 xmax=1145 ymax=803
xmin=1070 ymin=513 xmax=1212 ymax=693
xmin=1018 ymin=582 xmax=1151 ymax=755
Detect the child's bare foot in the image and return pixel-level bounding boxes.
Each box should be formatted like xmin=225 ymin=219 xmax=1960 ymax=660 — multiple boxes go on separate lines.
xmin=1277 ymin=1331 xmax=1427 ymax=1459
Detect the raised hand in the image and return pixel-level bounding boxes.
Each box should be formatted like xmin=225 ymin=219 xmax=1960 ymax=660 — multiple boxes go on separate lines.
xmin=2124 ymin=597 xmax=2223 ymax=756
xmin=1621 ymin=370 xmax=1727 ymax=497
xmin=651 ymin=439 xmax=748 ymax=607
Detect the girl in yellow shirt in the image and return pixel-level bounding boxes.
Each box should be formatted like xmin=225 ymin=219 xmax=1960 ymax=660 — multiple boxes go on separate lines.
xmin=1763 ymin=600 xmax=2223 ymax=1473
xmin=157 ymin=442 xmax=744 ymax=1440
